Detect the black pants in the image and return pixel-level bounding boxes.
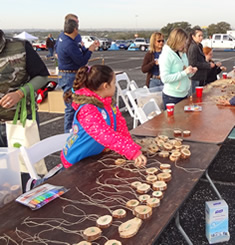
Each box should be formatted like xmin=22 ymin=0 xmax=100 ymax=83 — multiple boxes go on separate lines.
xmin=162 ymin=92 xmax=187 ymax=110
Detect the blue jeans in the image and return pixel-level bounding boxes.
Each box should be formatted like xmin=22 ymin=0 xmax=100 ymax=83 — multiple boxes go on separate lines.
xmin=149 ymin=78 xmax=164 ymax=92
xmin=162 ymin=92 xmax=187 ymax=110
xmin=47 ymin=47 xmax=54 ymax=57
xmin=58 ymin=72 xmax=76 ymax=133
xmin=189 ymin=80 xmax=200 ymax=96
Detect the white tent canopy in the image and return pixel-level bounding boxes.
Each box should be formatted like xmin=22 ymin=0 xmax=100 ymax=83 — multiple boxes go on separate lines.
xmin=14 ymin=31 xmax=38 ymax=42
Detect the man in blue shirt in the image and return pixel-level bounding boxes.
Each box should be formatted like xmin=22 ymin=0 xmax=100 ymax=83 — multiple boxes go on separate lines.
xmin=56 ymin=18 xmax=99 ymax=133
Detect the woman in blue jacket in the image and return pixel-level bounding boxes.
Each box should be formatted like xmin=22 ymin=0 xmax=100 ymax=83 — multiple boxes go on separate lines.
xmin=159 ymin=28 xmax=197 ymax=109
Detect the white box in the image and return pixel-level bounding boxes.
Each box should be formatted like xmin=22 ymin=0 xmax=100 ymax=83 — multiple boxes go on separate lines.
xmin=0 ymin=148 xmax=22 ymax=207
xmin=205 ymin=200 xmax=230 ymax=244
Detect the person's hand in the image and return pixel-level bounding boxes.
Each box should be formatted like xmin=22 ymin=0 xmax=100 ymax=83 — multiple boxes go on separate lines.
xmin=217 ymin=99 xmax=230 ymax=106
xmin=184 ymin=66 xmax=197 ymax=75
xmin=210 ymin=62 xmax=215 ymax=68
xmin=215 ymin=62 xmax=222 ymax=67
xmin=220 ymin=66 xmax=226 ymax=71
xmin=134 ymin=153 xmax=147 ymax=168
xmin=154 ymin=59 xmax=159 ymax=65
xmin=88 ymin=40 xmax=100 ymax=52
xmin=0 ymin=91 xmax=23 ymax=108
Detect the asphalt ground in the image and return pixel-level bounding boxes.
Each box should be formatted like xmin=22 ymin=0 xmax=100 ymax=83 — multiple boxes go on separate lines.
xmin=37 ymin=49 xmax=235 ymax=244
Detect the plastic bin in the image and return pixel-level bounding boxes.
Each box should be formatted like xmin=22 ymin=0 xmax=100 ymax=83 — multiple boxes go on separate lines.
xmin=0 ymin=148 xmax=22 ymax=207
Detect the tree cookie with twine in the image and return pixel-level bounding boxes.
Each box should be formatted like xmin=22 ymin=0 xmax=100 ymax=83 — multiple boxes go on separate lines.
xmin=146 ymin=175 xmax=158 ymax=184
xmin=126 ymin=199 xmax=140 ymax=209
xmin=133 ymin=205 xmax=152 ymax=219
xmin=138 ymin=194 xmax=151 ymax=203
xmin=146 ymin=167 xmax=158 ymax=175
xmin=96 ymin=215 xmax=113 ymax=229
xmin=131 ymin=181 xmax=142 ymax=189
xmin=152 ymin=190 xmax=164 ymax=199
xmin=136 ymin=183 xmax=151 ymax=194
xmin=160 ymin=163 xmax=171 ymax=170
xmin=115 ymin=158 xmax=127 ymax=166
xmin=157 ymin=172 xmax=172 ymax=182
xmin=75 ymin=241 xmax=92 ymax=245
xmin=148 ymin=144 xmax=159 ymax=154
xmin=152 ymin=181 xmax=167 ymax=191
xmin=104 ymin=240 xmax=122 ymax=245
xmin=158 ymin=151 xmax=170 ymax=158
xmin=112 ymin=209 xmax=127 ymax=219
xmin=83 ymin=227 xmax=102 ymax=242
xmin=147 ymin=197 xmax=160 ymax=208
xmin=183 ymin=130 xmax=191 ymax=137
xmin=118 ymin=217 xmax=142 ymax=238
xmin=181 ymin=148 xmax=191 ymax=159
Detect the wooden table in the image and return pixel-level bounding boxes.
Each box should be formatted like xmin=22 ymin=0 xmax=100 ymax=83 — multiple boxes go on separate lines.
xmin=0 ymin=142 xmax=219 ymax=245
xmin=131 ymin=91 xmax=235 ymax=144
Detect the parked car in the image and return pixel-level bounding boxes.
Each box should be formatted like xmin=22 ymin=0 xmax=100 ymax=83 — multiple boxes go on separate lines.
xmin=81 ymin=36 xmax=110 ymax=51
xmin=133 ymin=38 xmax=149 ymax=51
xmin=202 ymin=34 xmax=235 ymax=49
xmin=32 ymin=41 xmax=47 ymax=51
xmin=115 ymin=40 xmax=129 ymax=49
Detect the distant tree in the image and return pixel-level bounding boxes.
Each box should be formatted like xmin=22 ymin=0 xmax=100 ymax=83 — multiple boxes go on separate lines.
xmin=160 ymin=21 xmax=191 ymax=39
xmin=207 ymin=22 xmax=231 ymax=36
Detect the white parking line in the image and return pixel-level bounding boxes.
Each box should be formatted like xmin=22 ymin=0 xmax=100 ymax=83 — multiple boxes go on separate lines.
xmin=40 ymin=116 xmax=64 ymax=126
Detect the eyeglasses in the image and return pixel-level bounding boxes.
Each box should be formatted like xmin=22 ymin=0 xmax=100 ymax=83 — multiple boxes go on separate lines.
xmin=157 ymin=40 xmax=164 ymax=43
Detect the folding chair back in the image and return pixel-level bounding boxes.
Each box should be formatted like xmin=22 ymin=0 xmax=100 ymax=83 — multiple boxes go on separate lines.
xmin=20 ymin=133 xmax=70 ymax=180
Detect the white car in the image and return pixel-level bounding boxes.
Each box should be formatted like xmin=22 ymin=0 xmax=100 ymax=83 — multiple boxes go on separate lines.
xmin=81 ymin=36 xmax=110 ymax=51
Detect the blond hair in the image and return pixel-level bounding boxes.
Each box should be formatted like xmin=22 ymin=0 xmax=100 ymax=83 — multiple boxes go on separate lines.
xmin=149 ymin=32 xmax=164 ymax=53
xmin=167 ymin=28 xmax=188 ymax=52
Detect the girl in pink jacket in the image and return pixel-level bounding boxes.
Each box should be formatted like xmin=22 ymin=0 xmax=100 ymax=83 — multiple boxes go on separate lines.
xmin=61 ymin=65 xmax=146 ymax=168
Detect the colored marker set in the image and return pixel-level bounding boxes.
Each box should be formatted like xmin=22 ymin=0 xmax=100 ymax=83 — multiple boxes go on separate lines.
xmin=16 ymin=184 xmax=68 ymax=210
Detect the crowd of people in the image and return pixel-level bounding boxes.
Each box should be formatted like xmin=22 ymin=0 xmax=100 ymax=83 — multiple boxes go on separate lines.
xmin=0 ymin=15 xmax=232 ymax=190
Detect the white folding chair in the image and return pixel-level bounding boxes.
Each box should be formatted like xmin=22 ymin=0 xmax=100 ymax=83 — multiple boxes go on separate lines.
xmin=127 ymin=89 xmax=162 ymax=128
xmin=20 ymin=133 xmax=70 ymax=180
xmin=115 ymin=72 xmax=135 ymax=117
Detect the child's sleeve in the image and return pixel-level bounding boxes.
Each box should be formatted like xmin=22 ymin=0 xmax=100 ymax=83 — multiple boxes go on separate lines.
xmin=77 ymin=104 xmax=142 ymax=160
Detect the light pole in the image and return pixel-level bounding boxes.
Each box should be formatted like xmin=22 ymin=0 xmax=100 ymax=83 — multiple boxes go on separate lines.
xmin=135 ymin=14 xmax=138 ymax=38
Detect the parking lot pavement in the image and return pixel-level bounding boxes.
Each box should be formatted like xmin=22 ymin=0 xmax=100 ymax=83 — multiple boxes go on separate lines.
xmin=37 ymin=50 xmax=235 ymax=244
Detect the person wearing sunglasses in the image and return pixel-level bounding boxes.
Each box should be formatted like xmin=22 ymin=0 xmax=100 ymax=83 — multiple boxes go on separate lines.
xmin=141 ymin=32 xmax=164 ymax=91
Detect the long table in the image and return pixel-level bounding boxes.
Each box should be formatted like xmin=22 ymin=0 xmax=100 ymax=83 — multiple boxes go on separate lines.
xmin=0 ymin=142 xmax=219 ymax=245
xmin=131 ymin=86 xmax=235 ymax=144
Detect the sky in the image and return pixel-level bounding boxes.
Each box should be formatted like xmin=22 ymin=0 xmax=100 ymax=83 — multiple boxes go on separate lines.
xmin=1 ymin=0 xmax=235 ymax=31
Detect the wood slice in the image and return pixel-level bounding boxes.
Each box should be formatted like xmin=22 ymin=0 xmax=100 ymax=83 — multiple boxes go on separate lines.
xmin=158 ymin=135 xmax=169 ymax=141
xmin=131 ymin=181 xmax=142 ymax=189
xmin=181 ymin=144 xmax=190 ymax=149
xmin=115 ymin=158 xmax=127 ymax=166
xmin=148 ymin=144 xmax=159 ymax=154
xmin=152 ymin=181 xmax=167 ymax=191
xmin=146 ymin=175 xmax=158 ymax=184
xmin=160 ymin=163 xmax=171 ymax=170
xmin=136 ymin=183 xmax=151 ymax=194
xmin=83 ymin=227 xmax=102 ymax=241
xmin=174 ymin=129 xmax=182 ymax=137
xmin=157 ymin=173 xmax=172 ymax=182
xmin=104 ymin=240 xmax=122 ymax=245
xmin=76 ymin=241 xmax=92 ymax=245
xmin=112 ymin=209 xmax=127 ymax=219
xmin=96 ymin=215 xmax=113 ymax=228
xmin=181 ymin=148 xmax=191 ymax=159
xmin=163 ymin=142 xmax=173 ymax=151
xmin=183 ymin=130 xmax=191 ymax=137
xmin=156 ymin=139 xmax=165 ymax=149
xmin=169 ymin=151 xmax=181 ymax=162
xmin=146 ymin=167 xmax=158 ymax=175
xmin=138 ymin=194 xmax=151 ymax=203
xmin=152 ymin=190 xmax=164 ymax=199
xmin=147 ymin=197 xmax=160 ymax=208
xmin=158 ymin=151 xmax=169 ymax=158
xmin=126 ymin=199 xmax=140 ymax=209
xmin=168 ymin=139 xmax=177 ymax=146
xmin=118 ymin=217 xmax=142 ymax=238
xmin=133 ymin=205 xmax=152 ymax=219
xmin=162 ymin=169 xmax=172 ymax=174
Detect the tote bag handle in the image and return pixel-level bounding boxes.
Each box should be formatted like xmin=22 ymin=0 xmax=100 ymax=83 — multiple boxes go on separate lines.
xmin=12 ymin=83 xmax=36 ymax=127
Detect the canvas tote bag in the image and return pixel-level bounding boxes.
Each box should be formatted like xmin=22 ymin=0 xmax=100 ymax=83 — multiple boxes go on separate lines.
xmin=6 ymin=84 xmax=47 ymax=175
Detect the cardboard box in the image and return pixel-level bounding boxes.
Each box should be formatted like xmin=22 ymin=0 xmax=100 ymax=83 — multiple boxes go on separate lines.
xmin=205 ymin=199 xmax=230 ymax=244
xmin=38 ymin=97 xmax=50 ymax=112
xmin=0 ymin=148 xmax=22 ymax=207
xmin=48 ymin=90 xmax=65 ymax=113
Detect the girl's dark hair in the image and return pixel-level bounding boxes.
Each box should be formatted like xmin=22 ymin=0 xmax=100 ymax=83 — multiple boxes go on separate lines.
xmin=186 ymin=26 xmax=203 ymax=53
xmin=64 ymin=65 xmax=114 ymax=102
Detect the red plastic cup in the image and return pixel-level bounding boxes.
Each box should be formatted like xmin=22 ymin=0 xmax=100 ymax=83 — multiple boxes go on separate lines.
xmin=166 ymin=103 xmax=175 ymax=116
xmin=222 ymin=72 xmax=227 ymax=79
xmin=195 ymin=86 xmax=203 ymax=98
